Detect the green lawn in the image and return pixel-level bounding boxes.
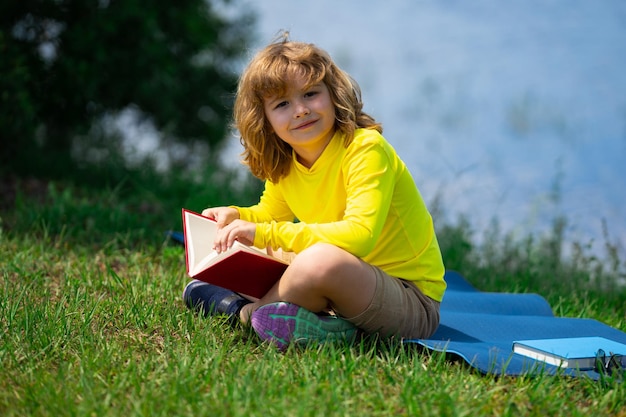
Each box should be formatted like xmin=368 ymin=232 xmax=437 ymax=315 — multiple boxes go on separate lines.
xmin=1 ymin=180 xmax=624 ymax=416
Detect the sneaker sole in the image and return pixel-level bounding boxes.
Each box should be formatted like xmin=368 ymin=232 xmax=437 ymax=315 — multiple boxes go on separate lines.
xmin=251 ymin=302 xmax=357 ymax=351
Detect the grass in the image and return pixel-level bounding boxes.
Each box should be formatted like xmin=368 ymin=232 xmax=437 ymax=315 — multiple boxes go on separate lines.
xmin=1 ymin=173 xmax=625 ymax=417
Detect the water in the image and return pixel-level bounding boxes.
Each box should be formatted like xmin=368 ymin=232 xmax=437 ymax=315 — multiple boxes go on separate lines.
xmin=232 ymin=0 xmax=626 ymax=257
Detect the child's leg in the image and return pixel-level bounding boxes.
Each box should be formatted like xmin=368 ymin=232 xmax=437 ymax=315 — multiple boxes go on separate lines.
xmin=348 ymin=267 xmax=440 ymax=339
xmin=240 ymin=243 xmax=376 ymax=323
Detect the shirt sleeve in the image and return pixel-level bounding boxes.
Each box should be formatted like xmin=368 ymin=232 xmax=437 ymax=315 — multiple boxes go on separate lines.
xmin=236 ymin=181 xmax=295 ymax=224
xmin=253 ymin=137 xmax=397 ymax=258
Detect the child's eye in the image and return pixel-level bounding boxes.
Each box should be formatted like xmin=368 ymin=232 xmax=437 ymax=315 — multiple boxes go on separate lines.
xmin=274 ymin=101 xmax=288 ymax=109
xmin=304 ymin=91 xmax=318 ymax=98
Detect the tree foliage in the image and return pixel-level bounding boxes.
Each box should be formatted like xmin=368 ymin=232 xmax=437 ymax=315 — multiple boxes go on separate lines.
xmin=0 ymin=0 xmax=253 ymax=178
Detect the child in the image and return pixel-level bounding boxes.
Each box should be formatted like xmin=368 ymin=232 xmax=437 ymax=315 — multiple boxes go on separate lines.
xmin=183 ymin=35 xmax=446 ymax=350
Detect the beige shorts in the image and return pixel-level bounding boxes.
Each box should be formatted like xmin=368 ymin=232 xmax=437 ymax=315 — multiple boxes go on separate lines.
xmin=345 ymin=265 xmax=441 ymax=340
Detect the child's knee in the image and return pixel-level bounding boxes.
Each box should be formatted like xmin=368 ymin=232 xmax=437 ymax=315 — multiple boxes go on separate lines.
xmin=294 ymin=244 xmax=363 ymax=290
xmin=294 ymin=243 xmax=345 ymax=269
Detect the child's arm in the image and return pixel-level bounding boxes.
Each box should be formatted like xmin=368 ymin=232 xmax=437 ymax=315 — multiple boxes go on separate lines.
xmin=252 ymin=137 xmax=397 ymax=256
xmin=201 ymin=206 xmax=240 ymax=228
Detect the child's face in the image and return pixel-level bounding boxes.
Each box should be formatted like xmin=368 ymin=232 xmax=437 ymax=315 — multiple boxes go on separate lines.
xmin=263 ymin=75 xmax=336 ymax=167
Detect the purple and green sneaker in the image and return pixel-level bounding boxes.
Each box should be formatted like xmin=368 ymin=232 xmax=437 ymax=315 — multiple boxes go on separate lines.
xmin=251 ymin=302 xmax=358 ymax=351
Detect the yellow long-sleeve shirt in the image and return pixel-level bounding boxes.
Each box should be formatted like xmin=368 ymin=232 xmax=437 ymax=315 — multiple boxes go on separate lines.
xmin=235 ymin=128 xmax=446 ymax=301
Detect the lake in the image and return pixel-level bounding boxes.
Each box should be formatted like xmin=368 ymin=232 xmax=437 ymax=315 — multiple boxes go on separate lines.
xmin=237 ymin=0 xmax=626 ymax=258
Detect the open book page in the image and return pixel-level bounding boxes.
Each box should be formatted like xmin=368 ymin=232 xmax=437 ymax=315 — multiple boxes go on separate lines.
xmin=191 ymin=241 xmax=272 ymax=276
xmin=182 ymin=209 xmax=290 ymax=298
xmin=192 ymin=250 xmax=219 ymax=275
xmin=184 ymin=210 xmax=217 ymax=274
xmin=183 ymin=209 xmax=283 ymax=275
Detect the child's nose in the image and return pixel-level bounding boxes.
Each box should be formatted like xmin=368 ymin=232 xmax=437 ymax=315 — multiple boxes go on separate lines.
xmin=294 ymin=102 xmax=310 ymax=117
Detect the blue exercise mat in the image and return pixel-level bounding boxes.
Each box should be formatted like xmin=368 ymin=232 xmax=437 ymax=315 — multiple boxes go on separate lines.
xmin=405 ymin=271 xmax=626 ymax=379
xmin=166 ymin=230 xmax=185 ymax=246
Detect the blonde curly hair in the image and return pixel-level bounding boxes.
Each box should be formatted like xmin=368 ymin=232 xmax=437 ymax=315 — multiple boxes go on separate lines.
xmin=233 ymin=35 xmax=382 ymax=183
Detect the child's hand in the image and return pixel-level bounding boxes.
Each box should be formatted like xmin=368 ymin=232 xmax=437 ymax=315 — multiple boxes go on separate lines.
xmin=202 ymin=206 xmax=240 ymax=228
xmin=213 ymin=219 xmax=256 ymax=253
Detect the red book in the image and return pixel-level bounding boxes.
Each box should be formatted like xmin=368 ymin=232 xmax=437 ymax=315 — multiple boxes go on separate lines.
xmin=182 ymin=209 xmax=288 ymax=299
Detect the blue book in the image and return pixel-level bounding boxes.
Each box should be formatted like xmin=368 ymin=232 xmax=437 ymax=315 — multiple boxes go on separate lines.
xmin=512 ymin=336 xmax=626 ymax=369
